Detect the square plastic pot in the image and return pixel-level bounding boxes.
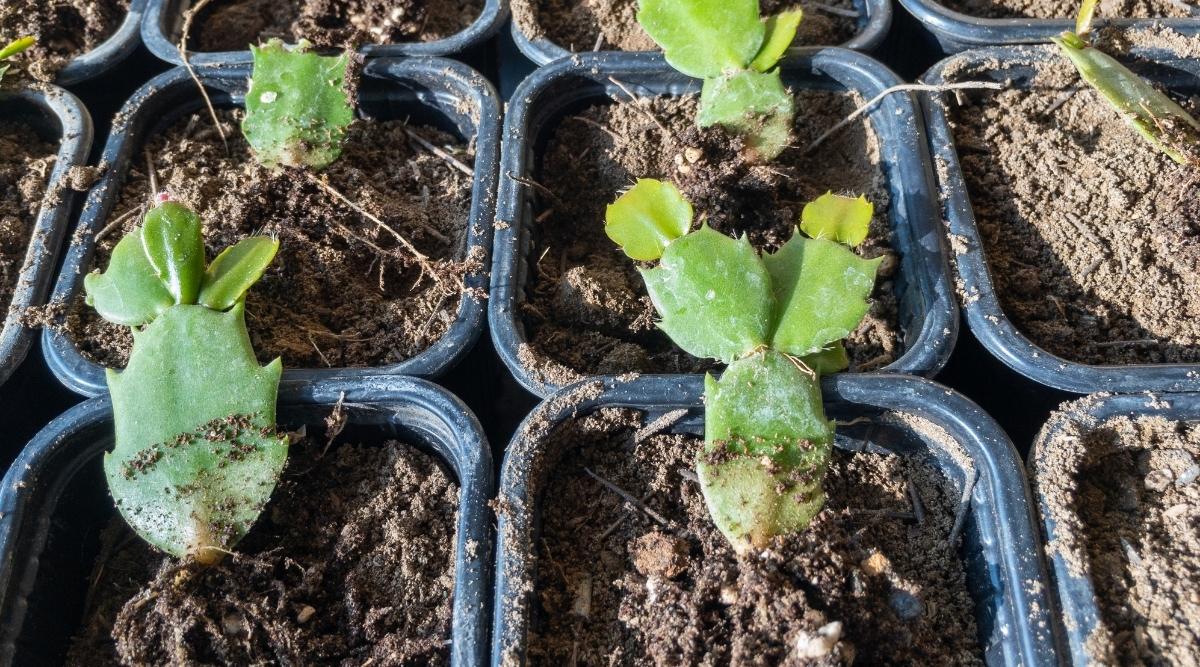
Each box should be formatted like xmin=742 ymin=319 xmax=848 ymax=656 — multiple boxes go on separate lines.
xmin=509 ymin=0 xmax=893 ymax=66
xmin=43 ymin=57 xmax=501 ymax=397
xmin=492 ymin=373 xmax=1061 ymax=666
xmin=1030 ymin=391 xmax=1200 ymax=666
xmin=0 ymin=376 xmax=494 ymax=666
xmin=55 ymin=0 xmax=148 ymax=86
xmin=141 ymin=0 xmax=508 ymax=67
xmin=897 ymin=0 xmax=1200 ymax=54
xmin=490 ymin=48 xmax=959 ymax=399
xmin=921 ymin=45 xmax=1200 ymax=394
xmin=0 ymin=86 xmax=92 ymax=389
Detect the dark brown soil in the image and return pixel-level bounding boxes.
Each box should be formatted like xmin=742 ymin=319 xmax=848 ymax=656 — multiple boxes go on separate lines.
xmin=64 ymin=108 xmax=481 ymax=369
xmin=0 ymin=0 xmax=129 ymax=81
xmin=0 ymin=122 xmax=56 ymax=319
xmin=511 ymin=0 xmax=862 ymax=53
xmin=192 ymin=0 xmax=484 ymax=52
xmin=525 ymin=408 xmax=982 ymax=665
xmin=66 ymin=438 xmax=459 ymax=666
xmin=518 ymin=93 xmax=900 ymax=387
xmin=1032 ymin=402 xmax=1200 ymax=666
xmin=937 ymin=0 xmax=1189 ymax=20
xmin=942 ymin=39 xmax=1200 ymax=365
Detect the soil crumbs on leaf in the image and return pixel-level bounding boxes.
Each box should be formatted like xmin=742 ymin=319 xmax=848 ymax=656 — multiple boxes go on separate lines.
xmin=1034 ymin=410 xmax=1200 ymax=665
xmin=0 ymin=0 xmax=128 ymax=80
xmin=193 ymin=0 xmax=484 ymax=51
xmin=0 ymin=122 xmax=55 ymax=318
xmin=526 ymin=409 xmax=981 ymax=666
xmin=65 ymin=108 xmax=479 ymax=369
xmin=944 ymin=38 xmax=1200 ymax=365
xmin=67 ymin=439 xmax=459 ymax=666
xmin=937 ymin=0 xmax=1188 ymax=20
xmin=511 ymin=0 xmax=861 ymax=53
xmin=519 ymin=92 xmax=899 ymax=387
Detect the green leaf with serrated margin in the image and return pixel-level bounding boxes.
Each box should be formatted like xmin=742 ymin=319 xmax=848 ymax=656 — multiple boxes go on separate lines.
xmin=637 ymin=0 xmax=764 ymax=78
xmin=764 ymin=232 xmax=881 ymax=356
xmin=801 ymin=341 xmax=849 ymax=375
xmin=199 ymin=237 xmax=280 ymax=311
xmin=800 ymin=192 xmax=873 ymax=246
xmin=141 ymin=202 xmax=204 ymax=305
xmin=749 ymin=9 xmax=802 ymax=73
xmin=698 ymin=349 xmax=833 ymax=554
xmin=242 ymin=39 xmax=355 ymax=170
xmin=641 ymin=225 xmax=771 ymax=363
xmin=105 ymin=303 xmax=285 ymax=562
xmin=699 ymin=69 xmax=794 ymax=160
xmin=84 ymin=227 xmax=174 ymax=327
xmin=605 ymin=179 xmax=693 ymax=261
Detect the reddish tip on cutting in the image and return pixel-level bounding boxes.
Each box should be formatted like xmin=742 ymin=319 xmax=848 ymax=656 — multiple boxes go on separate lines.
xmin=155 ymin=190 xmax=172 ymax=205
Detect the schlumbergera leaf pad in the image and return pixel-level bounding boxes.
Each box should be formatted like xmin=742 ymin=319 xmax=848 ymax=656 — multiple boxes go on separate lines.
xmin=606 ymin=180 xmax=879 ymax=552
xmin=85 ymin=197 xmax=284 ymax=564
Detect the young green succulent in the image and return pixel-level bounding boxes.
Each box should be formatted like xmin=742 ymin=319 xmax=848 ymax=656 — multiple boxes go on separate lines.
xmin=1054 ymin=0 xmax=1200 ymax=164
xmin=0 ymin=36 xmax=34 ymax=85
xmin=636 ymin=0 xmax=801 ymax=160
xmin=85 ymin=195 xmax=284 ymax=565
xmin=606 ymin=179 xmax=880 ymax=553
xmin=241 ymin=39 xmax=356 ymax=170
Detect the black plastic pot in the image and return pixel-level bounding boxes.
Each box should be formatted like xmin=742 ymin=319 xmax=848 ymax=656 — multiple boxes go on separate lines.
xmin=0 ymin=375 xmax=494 ymax=666
xmin=490 ymin=48 xmax=959 ymax=399
xmin=54 ymin=0 xmax=148 ymax=86
xmin=141 ymin=0 xmax=508 ymax=67
xmin=921 ymin=45 xmax=1200 ymax=394
xmin=492 ymin=373 xmax=1060 ymax=665
xmin=0 ymin=86 xmax=92 ymax=389
xmin=1029 ymin=391 xmax=1200 ymax=665
xmin=43 ymin=57 xmax=500 ymax=397
xmin=898 ymin=0 xmax=1200 ymax=54
xmin=509 ymin=0 xmax=892 ymax=66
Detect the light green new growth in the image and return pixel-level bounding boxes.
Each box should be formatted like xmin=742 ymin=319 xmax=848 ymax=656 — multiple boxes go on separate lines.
xmin=637 ymin=0 xmax=801 ymax=160
xmin=1054 ymin=0 xmax=1200 ymax=164
xmin=241 ymin=39 xmax=355 ymax=170
xmin=605 ymin=180 xmax=879 ymax=553
xmin=0 ymin=36 xmax=35 ymax=85
xmin=85 ymin=198 xmax=284 ymax=565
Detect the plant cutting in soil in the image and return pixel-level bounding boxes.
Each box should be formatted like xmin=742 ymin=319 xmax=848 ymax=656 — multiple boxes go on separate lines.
xmin=0 ymin=115 xmax=56 ymax=321
xmin=524 ymin=407 xmax=982 ymax=664
xmin=1032 ymin=401 xmax=1200 ymax=665
xmin=0 ymin=0 xmax=129 ymax=80
xmin=0 ymin=35 xmax=34 ymax=84
xmin=941 ymin=26 xmax=1200 ymax=365
xmin=186 ymin=0 xmax=485 ymax=52
xmin=511 ymin=0 xmax=862 ymax=56
xmin=61 ymin=41 xmax=480 ymax=370
xmin=517 ymin=90 xmax=898 ymax=386
xmin=605 ymin=179 xmax=880 ymax=550
xmin=934 ymin=0 xmax=1192 ymax=20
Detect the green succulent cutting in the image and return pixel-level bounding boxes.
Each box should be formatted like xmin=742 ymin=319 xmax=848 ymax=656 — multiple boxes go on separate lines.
xmin=85 ymin=196 xmax=284 ymax=564
xmin=606 ymin=180 xmax=880 ymax=553
xmin=636 ymin=0 xmax=801 ymax=160
xmin=0 ymin=36 xmax=34 ymax=85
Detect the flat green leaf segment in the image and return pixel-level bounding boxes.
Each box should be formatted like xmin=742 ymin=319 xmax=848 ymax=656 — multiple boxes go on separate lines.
xmin=606 ymin=180 xmax=879 ymax=552
xmin=0 ymin=35 xmax=34 ymax=84
xmin=637 ymin=0 xmax=800 ymax=161
xmin=605 ymin=179 xmax=693 ymax=261
xmin=84 ymin=200 xmax=283 ymax=563
xmin=242 ymin=39 xmax=355 ymax=170
xmin=700 ymin=349 xmax=833 ymax=552
xmin=1054 ymin=31 xmax=1200 ymax=164
xmin=801 ymin=192 xmax=873 ymax=246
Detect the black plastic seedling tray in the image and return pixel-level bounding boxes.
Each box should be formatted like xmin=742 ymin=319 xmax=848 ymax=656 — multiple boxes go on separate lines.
xmin=0 ymin=86 xmax=92 ymax=389
xmin=509 ymin=0 xmax=893 ymax=66
xmin=1030 ymin=391 xmax=1200 ymax=666
xmin=898 ymin=0 xmax=1200 ymax=54
xmin=0 ymin=376 xmax=494 ymax=666
xmin=43 ymin=57 xmax=501 ymax=397
xmin=55 ymin=0 xmax=148 ymax=86
xmin=490 ymin=48 xmax=959 ymax=399
xmin=921 ymin=44 xmax=1200 ymax=394
xmin=141 ymin=0 xmax=509 ymax=67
